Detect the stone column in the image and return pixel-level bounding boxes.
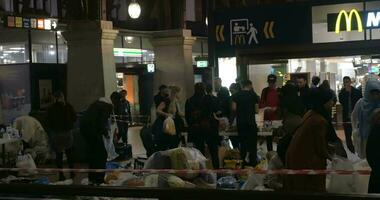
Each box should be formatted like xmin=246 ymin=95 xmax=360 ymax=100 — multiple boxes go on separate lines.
xmin=151 ymin=29 xmax=196 ymax=99
xmin=63 ymin=21 xmax=118 ymax=111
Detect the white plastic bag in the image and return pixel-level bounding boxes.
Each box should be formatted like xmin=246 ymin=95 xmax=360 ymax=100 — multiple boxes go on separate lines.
xmin=352 ymin=159 xmax=371 ymax=194
xmin=16 ymin=153 xmax=37 ymax=176
xmin=103 ymin=134 xmax=119 ymax=161
xmin=327 ymin=157 xmax=356 ymax=194
xmin=163 ymin=117 xmax=176 ymax=135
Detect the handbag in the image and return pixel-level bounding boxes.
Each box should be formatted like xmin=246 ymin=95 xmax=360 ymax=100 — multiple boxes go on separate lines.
xmin=163 ymin=117 xmax=176 ymax=135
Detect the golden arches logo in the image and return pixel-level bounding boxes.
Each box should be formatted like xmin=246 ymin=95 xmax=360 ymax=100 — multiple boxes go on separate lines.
xmin=335 ymin=9 xmax=363 ymax=33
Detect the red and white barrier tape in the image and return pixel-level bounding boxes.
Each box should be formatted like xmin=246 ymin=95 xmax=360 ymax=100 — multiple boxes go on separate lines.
xmin=0 ymin=168 xmax=371 ymax=175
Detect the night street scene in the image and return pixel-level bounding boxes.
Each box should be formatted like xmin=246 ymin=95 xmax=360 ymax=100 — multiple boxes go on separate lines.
xmin=0 ymin=0 xmax=380 ymax=199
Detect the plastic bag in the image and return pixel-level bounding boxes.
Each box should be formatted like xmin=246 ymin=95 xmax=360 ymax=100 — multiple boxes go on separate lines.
xmin=241 ymin=174 xmax=265 ymax=190
xmin=163 ymin=117 xmax=176 ymax=135
xmin=16 ymin=153 xmax=37 ymax=176
xmin=217 ymin=176 xmax=239 ymax=189
xmin=327 ymin=157 xmax=357 ymax=194
xmin=103 ymin=131 xmax=119 ymax=161
xmin=352 ymin=159 xmax=371 ymax=194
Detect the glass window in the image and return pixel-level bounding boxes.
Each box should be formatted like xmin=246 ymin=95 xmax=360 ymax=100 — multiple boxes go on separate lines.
xmin=31 ymin=30 xmax=57 ymax=63
xmin=0 ymin=29 xmax=29 ymax=64
xmin=123 ymin=35 xmax=141 ymax=49
xmin=114 ymin=35 xmax=123 ymax=63
xmin=57 ymin=31 xmax=67 ymax=64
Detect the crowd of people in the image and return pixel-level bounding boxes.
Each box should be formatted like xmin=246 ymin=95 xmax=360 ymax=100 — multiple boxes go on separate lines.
xmin=3 ymin=74 xmax=380 ymax=193
xmin=148 ymin=74 xmax=380 ymax=193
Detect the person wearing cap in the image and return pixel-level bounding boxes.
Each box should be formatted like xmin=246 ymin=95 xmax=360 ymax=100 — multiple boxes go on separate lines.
xmin=285 ymin=88 xmax=334 ymax=192
xmin=46 ymin=91 xmax=77 ymax=181
xmin=259 ymin=74 xmax=280 ymax=152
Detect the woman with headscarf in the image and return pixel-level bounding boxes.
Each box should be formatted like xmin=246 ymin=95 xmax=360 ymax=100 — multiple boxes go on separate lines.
xmin=352 ymin=79 xmax=380 ymax=158
xmin=284 ymin=88 xmax=334 ymax=192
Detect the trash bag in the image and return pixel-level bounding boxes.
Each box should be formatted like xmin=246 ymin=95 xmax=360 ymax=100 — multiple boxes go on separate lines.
xmin=264 ymin=152 xmax=284 ymax=190
xmin=163 ymin=117 xmax=176 ymax=135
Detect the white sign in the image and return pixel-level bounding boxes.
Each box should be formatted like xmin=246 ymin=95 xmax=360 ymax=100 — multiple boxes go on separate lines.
xmin=147 ymin=64 xmax=155 ymax=73
xmin=367 ymin=11 xmax=380 ymax=28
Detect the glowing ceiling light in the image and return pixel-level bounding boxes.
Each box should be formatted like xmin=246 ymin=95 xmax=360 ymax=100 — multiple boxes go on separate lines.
xmin=128 ymin=0 xmax=141 ymax=19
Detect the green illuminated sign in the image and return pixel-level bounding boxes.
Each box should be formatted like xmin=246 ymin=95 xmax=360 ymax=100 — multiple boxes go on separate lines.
xmin=113 ymin=48 xmax=146 ymax=57
xmin=197 ymin=60 xmax=208 ymax=68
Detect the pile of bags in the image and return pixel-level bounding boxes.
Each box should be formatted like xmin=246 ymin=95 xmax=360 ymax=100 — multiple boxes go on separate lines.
xmin=142 ymin=147 xmax=217 ymax=188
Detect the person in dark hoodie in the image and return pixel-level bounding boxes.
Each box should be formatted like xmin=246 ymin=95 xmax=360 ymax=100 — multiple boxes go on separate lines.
xmin=80 ymin=98 xmax=113 ymax=185
xmin=46 ymin=91 xmax=77 ymax=181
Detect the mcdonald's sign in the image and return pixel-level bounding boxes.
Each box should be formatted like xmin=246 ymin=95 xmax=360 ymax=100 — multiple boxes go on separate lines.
xmin=328 ymin=9 xmax=380 ymax=33
xmin=234 ymin=34 xmax=246 ymax=45
xmin=335 ymin=9 xmax=363 ymax=33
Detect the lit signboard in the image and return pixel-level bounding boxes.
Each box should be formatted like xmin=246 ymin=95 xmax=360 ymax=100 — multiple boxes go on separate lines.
xmin=5 ymin=16 xmax=58 ymax=30
xmin=196 ymin=60 xmax=208 ymax=68
xmin=147 ymin=64 xmax=155 ymax=73
xmin=328 ymin=9 xmax=380 ymax=33
xmin=113 ymin=48 xmax=147 ymax=57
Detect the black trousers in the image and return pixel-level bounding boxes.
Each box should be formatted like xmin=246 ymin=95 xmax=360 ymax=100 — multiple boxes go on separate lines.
xmin=56 ymin=148 xmax=74 ymax=180
xmin=343 ymin=117 xmax=355 ymax=153
xmin=193 ymin=129 xmax=220 ymax=169
xmin=117 ymin=122 xmax=129 ymax=144
xmin=237 ymin=124 xmax=258 ymax=166
xmin=87 ymin=137 xmax=107 ymax=185
xmin=369 ymin=171 xmax=380 ymax=193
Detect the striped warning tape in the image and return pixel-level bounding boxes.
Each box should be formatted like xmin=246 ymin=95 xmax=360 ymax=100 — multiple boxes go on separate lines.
xmin=0 ymin=168 xmax=371 ymax=175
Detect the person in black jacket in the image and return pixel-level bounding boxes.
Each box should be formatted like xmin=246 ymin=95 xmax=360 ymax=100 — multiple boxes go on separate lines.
xmin=185 ymin=83 xmax=205 ymax=148
xmin=199 ymin=84 xmax=221 ymax=169
xmin=46 ymin=91 xmax=77 ymax=181
xmin=215 ymin=78 xmax=231 ymax=118
xmin=366 ymin=109 xmax=380 ymax=193
xmin=339 ymin=76 xmax=362 ymax=153
xmin=297 ymin=76 xmax=311 ymax=112
xmin=80 ymin=98 xmax=113 ymax=185
xmin=118 ymin=90 xmax=132 ymax=144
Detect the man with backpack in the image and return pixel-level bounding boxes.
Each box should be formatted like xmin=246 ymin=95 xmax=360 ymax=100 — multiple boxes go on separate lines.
xmin=259 ymin=74 xmax=280 ymax=152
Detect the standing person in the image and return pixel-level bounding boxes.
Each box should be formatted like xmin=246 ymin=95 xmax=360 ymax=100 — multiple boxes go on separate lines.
xmin=366 ymin=109 xmax=380 ymax=193
xmin=352 ymin=79 xmax=380 ymax=158
xmin=215 ymin=78 xmax=231 ymax=118
xmin=198 ymin=84 xmax=221 ymax=169
xmin=320 ymin=80 xmax=337 ymax=103
xmin=297 ymin=76 xmax=311 ymax=112
xmin=276 ymin=84 xmax=304 ymax=164
xmin=232 ymin=80 xmax=260 ymax=167
xmin=185 ymin=83 xmax=205 ymax=149
xmin=154 ymin=85 xmax=169 ymax=108
xmin=80 ymin=98 xmax=113 ymax=185
xmin=46 ymin=92 xmax=77 ymax=181
xmin=311 ymin=76 xmax=320 ymax=89
xmin=119 ymin=90 xmax=132 ymax=144
xmin=153 ymin=86 xmax=182 ymax=150
xmin=285 ymin=88 xmax=334 ymax=192
xmin=229 ymin=83 xmax=241 ymax=149
xmin=259 ymin=74 xmax=280 ymax=152
xmin=339 ymin=76 xmax=362 ymax=153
